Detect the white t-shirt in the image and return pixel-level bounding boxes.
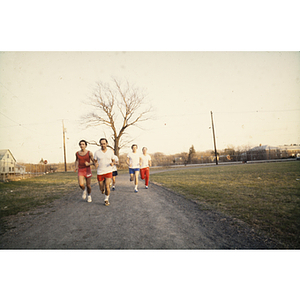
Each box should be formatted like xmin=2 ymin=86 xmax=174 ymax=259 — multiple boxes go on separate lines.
xmin=140 ymin=154 xmax=151 ymax=168
xmin=94 ymin=148 xmax=115 ymax=175
xmin=112 ymin=155 xmax=119 ymax=172
xmin=127 ymin=152 xmax=140 ymax=169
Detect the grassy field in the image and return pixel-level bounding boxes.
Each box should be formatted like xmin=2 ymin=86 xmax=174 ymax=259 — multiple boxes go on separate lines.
xmin=151 ymin=161 xmax=300 ymax=249
xmin=0 ymin=171 xmax=81 ymax=219
xmin=0 ymin=169 xmax=127 ymax=220
xmin=1 ymin=162 xmax=300 ymax=248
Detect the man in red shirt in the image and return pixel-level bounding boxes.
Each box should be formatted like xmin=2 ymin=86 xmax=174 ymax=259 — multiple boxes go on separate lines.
xmin=75 ymin=140 xmax=94 ymax=202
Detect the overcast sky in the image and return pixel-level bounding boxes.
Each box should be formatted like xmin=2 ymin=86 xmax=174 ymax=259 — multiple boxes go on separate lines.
xmin=0 ymin=51 xmax=299 ymax=163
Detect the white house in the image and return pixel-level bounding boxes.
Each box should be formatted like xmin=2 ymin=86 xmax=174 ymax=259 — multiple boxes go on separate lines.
xmin=0 ymin=149 xmax=25 ymax=174
xmin=15 ymin=163 xmax=26 ymax=175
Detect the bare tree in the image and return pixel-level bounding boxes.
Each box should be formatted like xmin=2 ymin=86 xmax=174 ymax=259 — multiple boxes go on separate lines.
xmin=187 ymin=145 xmax=196 ymax=164
xmin=82 ymin=78 xmax=153 ymax=156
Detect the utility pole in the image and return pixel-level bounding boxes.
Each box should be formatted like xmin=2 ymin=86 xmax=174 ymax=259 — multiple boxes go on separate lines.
xmin=62 ymin=120 xmax=67 ymax=172
xmin=210 ymin=111 xmax=218 ymax=165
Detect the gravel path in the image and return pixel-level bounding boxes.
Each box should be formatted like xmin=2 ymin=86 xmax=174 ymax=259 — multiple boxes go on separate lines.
xmin=0 ymin=173 xmax=280 ymax=249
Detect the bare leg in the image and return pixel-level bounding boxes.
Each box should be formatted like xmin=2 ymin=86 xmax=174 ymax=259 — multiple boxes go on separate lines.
xmin=130 ymin=173 xmax=134 ymax=181
xmin=86 ymin=177 xmax=92 ymax=194
xmin=134 ymin=171 xmax=139 ymax=192
xmin=99 ymin=180 xmax=105 ymax=194
xmin=105 ymin=178 xmax=111 ymax=196
xmin=135 ymin=171 xmax=139 ymax=186
xmin=79 ymin=176 xmax=87 ymax=200
xmin=78 ymin=176 xmax=85 ymax=190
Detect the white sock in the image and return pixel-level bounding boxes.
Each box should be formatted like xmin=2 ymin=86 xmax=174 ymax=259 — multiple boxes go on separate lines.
xmin=135 ymin=185 xmax=138 ymax=190
xmin=105 ymin=195 xmax=109 ymax=200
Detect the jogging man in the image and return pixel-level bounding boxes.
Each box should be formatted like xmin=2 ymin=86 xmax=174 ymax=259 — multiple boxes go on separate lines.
xmin=112 ymin=154 xmax=119 ymax=191
xmin=140 ymin=147 xmax=152 ymax=189
xmin=126 ymin=144 xmax=140 ymax=193
xmin=94 ymin=138 xmax=115 ymax=206
xmin=75 ymin=140 xmax=94 ymax=202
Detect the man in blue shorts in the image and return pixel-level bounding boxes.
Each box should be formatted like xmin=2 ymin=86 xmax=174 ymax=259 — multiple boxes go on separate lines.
xmin=112 ymin=153 xmax=119 ymax=191
xmin=126 ymin=144 xmax=140 ymax=193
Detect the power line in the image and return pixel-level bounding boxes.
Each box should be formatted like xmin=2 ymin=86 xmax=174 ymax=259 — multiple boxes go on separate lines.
xmin=214 ymin=109 xmax=300 ymax=114
xmin=0 ymin=112 xmax=21 ymax=126
xmin=0 ymin=81 xmax=25 ymax=104
xmin=0 ymin=112 xmax=59 ymax=136
xmin=155 ymin=108 xmax=300 ymax=119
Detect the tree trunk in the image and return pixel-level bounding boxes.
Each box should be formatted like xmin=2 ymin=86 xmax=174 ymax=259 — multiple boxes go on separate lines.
xmin=114 ymin=137 xmax=120 ymax=157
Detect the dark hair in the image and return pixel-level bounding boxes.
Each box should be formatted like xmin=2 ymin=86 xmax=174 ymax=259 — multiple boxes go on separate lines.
xmin=142 ymin=147 xmax=147 ymax=151
xmin=79 ymin=140 xmax=88 ymax=146
xmin=99 ymin=138 xmax=108 ymax=144
xmin=131 ymin=144 xmax=138 ymax=149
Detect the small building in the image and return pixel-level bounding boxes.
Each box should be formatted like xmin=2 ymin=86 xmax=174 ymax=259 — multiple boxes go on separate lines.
xmin=0 ymin=149 xmax=17 ymax=174
xmin=0 ymin=149 xmax=26 ymax=174
xmin=248 ymin=145 xmax=280 ymax=160
xmin=278 ymin=144 xmax=300 ymax=158
xmin=241 ymin=144 xmax=300 ymax=161
xmin=15 ymin=163 xmax=26 ymax=175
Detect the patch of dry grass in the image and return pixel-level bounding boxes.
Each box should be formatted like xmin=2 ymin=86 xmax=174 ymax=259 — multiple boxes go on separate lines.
xmin=0 ymin=171 xmax=82 ymax=219
xmin=151 ymin=161 xmax=300 ymax=249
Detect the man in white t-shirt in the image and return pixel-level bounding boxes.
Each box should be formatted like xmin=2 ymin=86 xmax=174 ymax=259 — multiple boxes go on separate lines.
xmin=126 ymin=144 xmax=140 ymax=193
xmin=112 ymin=154 xmax=119 ymax=191
xmin=140 ymin=147 xmax=152 ymax=189
xmin=94 ymin=138 xmax=115 ymax=206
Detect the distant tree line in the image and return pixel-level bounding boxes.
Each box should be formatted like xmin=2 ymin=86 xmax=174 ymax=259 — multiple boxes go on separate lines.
xmin=17 ymin=144 xmax=299 ymax=175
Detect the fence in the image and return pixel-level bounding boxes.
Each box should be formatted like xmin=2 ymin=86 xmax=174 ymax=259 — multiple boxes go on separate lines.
xmin=0 ymin=162 xmax=76 ymax=182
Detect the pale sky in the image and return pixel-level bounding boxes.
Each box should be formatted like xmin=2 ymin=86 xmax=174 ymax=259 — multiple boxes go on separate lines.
xmin=0 ymin=51 xmax=299 ymax=163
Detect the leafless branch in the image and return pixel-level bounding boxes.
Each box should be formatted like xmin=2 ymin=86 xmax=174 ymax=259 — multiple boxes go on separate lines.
xmin=81 ymin=78 xmax=153 ymax=155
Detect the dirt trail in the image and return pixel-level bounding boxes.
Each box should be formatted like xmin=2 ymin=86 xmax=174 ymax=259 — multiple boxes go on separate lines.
xmin=0 ymin=174 xmax=280 ymax=249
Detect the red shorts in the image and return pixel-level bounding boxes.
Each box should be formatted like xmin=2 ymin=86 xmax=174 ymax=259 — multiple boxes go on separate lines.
xmin=97 ymin=172 xmax=113 ymax=182
xmin=78 ymin=167 xmax=92 ymax=178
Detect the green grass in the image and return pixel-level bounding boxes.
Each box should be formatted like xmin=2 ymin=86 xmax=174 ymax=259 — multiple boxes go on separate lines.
xmin=151 ymin=161 xmax=300 ymax=249
xmin=0 ymin=169 xmax=127 ymax=220
xmin=0 ymin=172 xmax=81 ymax=220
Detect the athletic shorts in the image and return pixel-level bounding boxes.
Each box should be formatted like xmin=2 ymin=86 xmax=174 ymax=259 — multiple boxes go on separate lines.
xmin=78 ymin=167 xmax=92 ymax=178
xmin=97 ymin=172 xmax=113 ymax=182
xmin=129 ymin=168 xmax=140 ymax=174
xmin=112 ymin=171 xmax=118 ymax=177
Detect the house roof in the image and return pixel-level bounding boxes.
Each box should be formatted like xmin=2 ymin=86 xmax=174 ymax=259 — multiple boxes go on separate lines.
xmin=15 ymin=164 xmax=25 ymax=169
xmin=278 ymin=145 xmax=300 ymax=151
xmin=249 ymin=145 xmax=300 ymax=152
xmin=249 ymin=145 xmax=278 ymax=151
xmin=0 ymin=149 xmax=17 ymax=162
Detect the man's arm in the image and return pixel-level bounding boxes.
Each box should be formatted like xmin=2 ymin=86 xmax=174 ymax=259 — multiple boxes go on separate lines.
xmin=110 ymin=158 xmax=115 ymax=166
xmin=93 ymin=153 xmax=99 ymax=168
xmin=75 ymin=153 xmax=79 ymax=171
xmin=85 ymin=152 xmax=95 ymax=167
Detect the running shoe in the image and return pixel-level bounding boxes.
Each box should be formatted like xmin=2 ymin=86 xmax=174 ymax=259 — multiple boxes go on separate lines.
xmin=82 ymin=189 xmax=87 ymax=200
xmin=104 ymin=199 xmax=110 ymax=206
xmin=112 ymin=186 xmax=115 ymax=191
xmin=87 ymin=195 xmax=92 ymax=202
xmin=134 ymin=189 xmax=138 ymax=193
xmin=145 ymin=186 xmax=148 ymax=189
